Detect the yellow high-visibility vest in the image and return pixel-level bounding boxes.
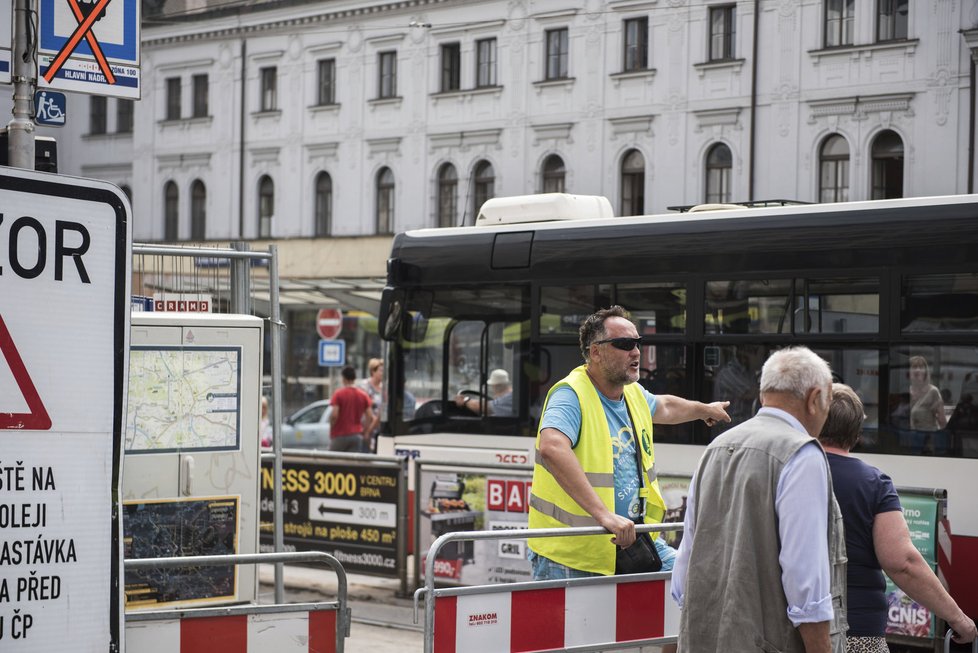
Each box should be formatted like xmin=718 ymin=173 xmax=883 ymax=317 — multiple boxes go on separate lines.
xmin=528 ymin=365 xmax=666 ymax=575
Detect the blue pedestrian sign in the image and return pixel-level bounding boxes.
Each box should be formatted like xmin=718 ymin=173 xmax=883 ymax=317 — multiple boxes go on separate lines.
xmin=319 ymin=339 xmax=346 ymax=367
xmin=34 ymin=90 xmax=67 ymax=126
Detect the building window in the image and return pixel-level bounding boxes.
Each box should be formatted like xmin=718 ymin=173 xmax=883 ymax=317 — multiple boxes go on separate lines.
xmin=825 ymin=0 xmax=854 ymax=47
xmin=709 ymin=6 xmax=736 ymax=61
xmin=258 ymin=175 xmax=274 ymax=237
xmin=542 ymin=155 xmax=566 ymax=194
xmin=623 ymin=17 xmax=649 ymax=71
xmin=89 ymin=96 xmax=107 ymax=135
xmin=473 ymin=160 xmax=495 ymax=219
xmin=441 ymin=43 xmax=461 ymax=92
xmin=260 ymin=67 xmax=277 ymax=111
xmin=545 ymin=28 xmax=569 ymax=80
xmin=376 ymin=167 xmax=395 ymax=234
xmin=378 ymin=51 xmax=397 ymax=99
xmin=877 ymin=0 xmax=908 ymax=41
xmin=476 ymin=38 xmax=497 ymax=88
xmin=317 ymin=59 xmax=336 ymax=105
xmin=705 ymin=143 xmax=732 ymax=204
xmin=190 ymin=180 xmax=206 ymax=240
xmin=116 ymin=99 xmax=133 ymax=133
xmin=871 ymin=130 xmax=904 ymax=200
xmin=437 ymin=163 xmax=458 ymax=228
xmin=819 ymin=134 xmax=849 ymax=203
xmin=620 ymin=149 xmax=646 ymax=216
xmin=163 ymin=181 xmax=179 ymax=241
xmin=314 ymin=172 xmax=332 ymax=236
xmin=165 ymin=77 xmax=181 ymax=120
xmin=192 ymin=74 xmax=208 ymax=118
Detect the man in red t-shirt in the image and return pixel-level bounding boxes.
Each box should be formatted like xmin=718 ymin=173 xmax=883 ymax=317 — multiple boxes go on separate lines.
xmin=329 ymin=365 xmax=375 ymax=452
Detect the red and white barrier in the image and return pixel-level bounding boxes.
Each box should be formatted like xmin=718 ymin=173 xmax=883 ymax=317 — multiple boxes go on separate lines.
xmin=126 ymin=609 xmax=338 ymax=653
xmin=433 ymin=577 xmax=678 ymax=653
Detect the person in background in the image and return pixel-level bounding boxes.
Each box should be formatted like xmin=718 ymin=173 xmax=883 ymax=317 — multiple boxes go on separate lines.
xmin=360 ymin=358 xmax=385 ymax=448
xmin=818 ymin=383 xmax=976 ymax=651
xmin=454 ymin=368 xmax=514 ymax=416
xmin=909 ymin=355 xmax=947 ymax=431
xmin=259 ymin=395 xmax=272 ymax=448
xmin=328 ymin=365 xmax=375 ymax=453
xmin=527 ymin=305 xmax=730 ymax=582
xmin=672 ymin=346 xmax=847 ymax=653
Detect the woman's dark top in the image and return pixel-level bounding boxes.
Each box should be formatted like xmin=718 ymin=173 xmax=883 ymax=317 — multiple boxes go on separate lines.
xmin=826 ymin=452 xmax=903 ymax=636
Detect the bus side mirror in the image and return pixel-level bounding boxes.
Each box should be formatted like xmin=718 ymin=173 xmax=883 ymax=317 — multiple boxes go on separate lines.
xmin=378 ymin=287 xmax=404 ymax=341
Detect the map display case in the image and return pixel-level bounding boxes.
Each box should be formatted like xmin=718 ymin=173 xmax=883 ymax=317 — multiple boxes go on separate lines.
xmin=122 ymin=313 xmax=263 ymax=608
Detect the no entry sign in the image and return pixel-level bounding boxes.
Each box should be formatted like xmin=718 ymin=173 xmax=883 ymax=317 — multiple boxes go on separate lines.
xmin=0 ymin=168 xmax=130 ymax=651
xmin=317 ymin=308 xmax=343 ymax=340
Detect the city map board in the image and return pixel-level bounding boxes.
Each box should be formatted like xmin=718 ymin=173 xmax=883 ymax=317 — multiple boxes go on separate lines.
xmin=123 ymin=496 xmax=239 ymax=608
xmin=125 ymin=346 xmax=241 ymax=453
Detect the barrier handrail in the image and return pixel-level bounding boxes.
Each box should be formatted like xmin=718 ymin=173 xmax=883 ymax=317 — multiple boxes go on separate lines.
xmin=414 ymin=522 xmax=683 ymax=651
xmin=125 ymin=551 xmax=350 ymax=652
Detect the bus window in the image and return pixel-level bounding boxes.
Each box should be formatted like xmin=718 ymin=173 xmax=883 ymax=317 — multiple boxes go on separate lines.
xmin=885 ymin=345 xmax=978 ymax=457
xmin=705 ymin=279 xmax=792 ymax=334
xmin=902 ymin=272 xmax=978 ymax=332
xmin=796 ymin=277 xmax=879 ymax=334
xmin=703 ymin=344 xmax=765 ymax=431
xmin=540 ymin=284 xmax=613 ymax=336
xmin=617 ymin=282 xmax=686 ymax=334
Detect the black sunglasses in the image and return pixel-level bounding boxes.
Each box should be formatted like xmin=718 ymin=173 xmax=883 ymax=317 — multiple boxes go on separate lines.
xmin=593 ymin=337 xmax=643 ymax=351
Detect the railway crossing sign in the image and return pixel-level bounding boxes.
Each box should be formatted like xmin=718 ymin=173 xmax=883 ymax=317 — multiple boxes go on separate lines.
xmin=0 ymin=167 xmax=130 ymax=651
xmin=37 ymin=0 xmax=141 ymax=98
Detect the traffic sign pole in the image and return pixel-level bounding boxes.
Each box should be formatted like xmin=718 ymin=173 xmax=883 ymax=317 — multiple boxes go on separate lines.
xmin=7 ymin=0 xmax=36 ymax=169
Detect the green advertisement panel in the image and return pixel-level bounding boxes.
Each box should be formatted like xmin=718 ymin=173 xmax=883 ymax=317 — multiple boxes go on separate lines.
xmin=884 ymin=493 xmax=939 ymax=640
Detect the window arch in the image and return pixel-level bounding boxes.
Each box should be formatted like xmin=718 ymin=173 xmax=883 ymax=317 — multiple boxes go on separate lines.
xmin=705 ymin=143 xmax=732 ymax=204
xmin=871 ymin=130 xmax=904 ymax=199
xmin=541 ymin=154 xmax=565 ymax=194
xmin=818 ymin=135 xmax=849 ymax=203
xmin=314 ymin=172 xmax=332 ymax=236
xmin=620 ymin=149 xmax=646 ymax=216
xmin=437 ymin=163 xmax=458 ymax=228
xmin=190 ymin=179 xmax=206 ymax=240
xmin=376 ymin=167 xmax=395 ymax=234
xmin=473 ymin=160 xmax=495 ymax=221
xmin=258 ymin=175 xmax=274 ymax=238
xmin=163 ymin=181 xmax=179 ymax=241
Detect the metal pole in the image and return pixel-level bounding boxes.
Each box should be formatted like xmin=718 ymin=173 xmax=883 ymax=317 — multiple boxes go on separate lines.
xmin=269 ymin=244 xmax=286 ymax=603
xmin=230 ymin=241 xmax=252 ymax=314
xmin=8 ymin=0 xmax=35 ymax=169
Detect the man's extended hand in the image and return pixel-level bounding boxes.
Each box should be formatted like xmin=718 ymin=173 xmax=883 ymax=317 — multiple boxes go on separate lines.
xmin=702 ymin=400 xmax=732 ymax=427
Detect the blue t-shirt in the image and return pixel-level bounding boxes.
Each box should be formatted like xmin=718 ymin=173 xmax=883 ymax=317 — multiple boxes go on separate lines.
xmin=540 ymin=385 xmax=658 ymax=519
xmin=826 ymin=453 xmax=902 ymax=637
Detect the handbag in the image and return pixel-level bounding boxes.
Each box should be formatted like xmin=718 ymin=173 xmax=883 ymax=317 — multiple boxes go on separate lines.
xmin=615 ymin=530 xmax=663 ymax=575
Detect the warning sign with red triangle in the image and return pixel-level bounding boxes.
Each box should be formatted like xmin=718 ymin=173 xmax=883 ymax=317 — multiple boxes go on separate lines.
xmin=0 ymin=313 xmax=52 ymax=430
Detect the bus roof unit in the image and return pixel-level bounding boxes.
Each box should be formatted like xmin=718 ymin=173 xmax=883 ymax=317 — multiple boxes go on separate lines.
xmin=476 ymin=193 xmax=614 ymax=226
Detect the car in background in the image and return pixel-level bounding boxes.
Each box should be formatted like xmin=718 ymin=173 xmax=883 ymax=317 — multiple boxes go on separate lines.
xmin=280 ymin=399 xmax=332 ymax=449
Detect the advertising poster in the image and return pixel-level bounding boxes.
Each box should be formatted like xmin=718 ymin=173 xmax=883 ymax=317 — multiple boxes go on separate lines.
xmin=418 ymin=470 xmax=533 ymax=585
xmin=884 ymin=494 xmax=939 ymax=639
xmin=657 ymin=475 xmax=692 ymax=549
xmin=259 ymin=458 xmax=400 ymax=577
xmin=123 ymin=496 xmax=238 ymax=608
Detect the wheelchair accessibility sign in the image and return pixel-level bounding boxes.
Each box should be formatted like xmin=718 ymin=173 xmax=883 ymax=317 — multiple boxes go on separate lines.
xmin=35 ymin=90 xmax=67 ymax=126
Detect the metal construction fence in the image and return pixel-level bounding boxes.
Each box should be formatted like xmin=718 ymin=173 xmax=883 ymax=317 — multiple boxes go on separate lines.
xmin=125 ymin=551 xmax=350 ymax=653
xmin=413 ymin=523 xmax=683 ymax=653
